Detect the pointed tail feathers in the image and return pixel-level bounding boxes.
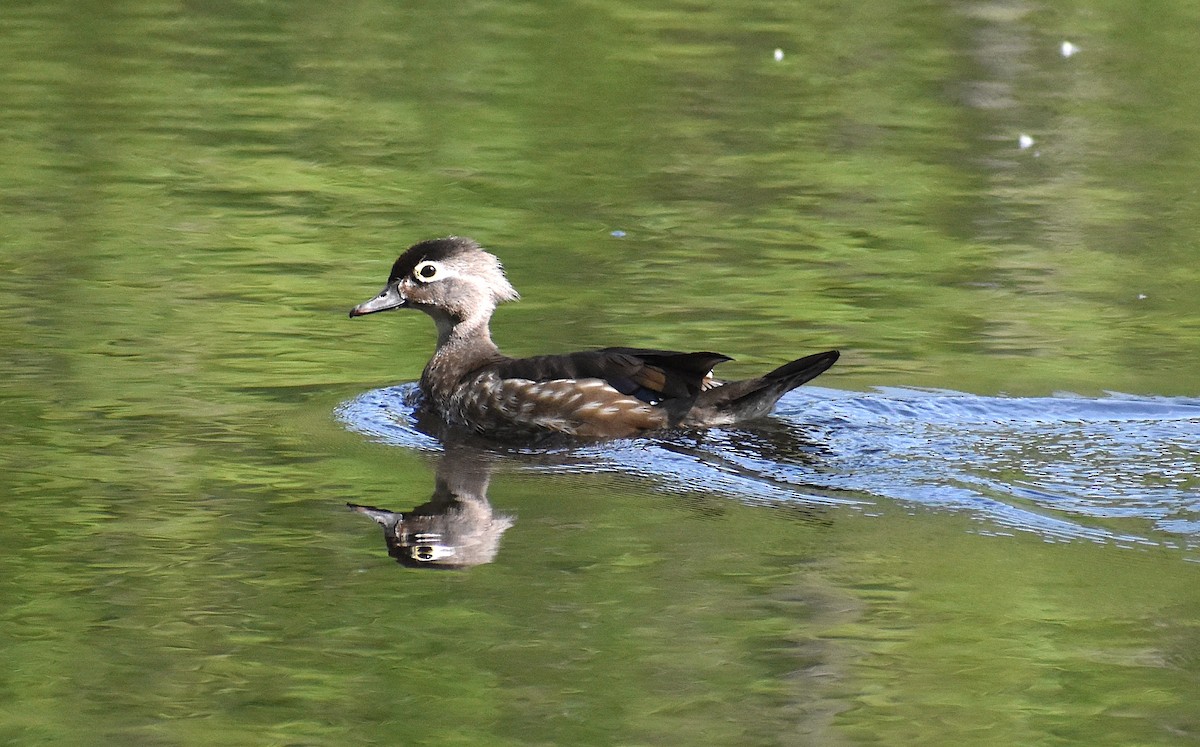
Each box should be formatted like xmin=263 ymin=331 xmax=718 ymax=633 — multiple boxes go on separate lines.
xmin=691 ymin=350 xmax=839 ymax=424
xmin=763 ymin=350 xmax=839 ymax=389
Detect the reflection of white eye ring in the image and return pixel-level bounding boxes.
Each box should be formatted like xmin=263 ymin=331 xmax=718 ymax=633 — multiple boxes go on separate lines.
xmin=413 ymin=261 xmax=440 ymax=282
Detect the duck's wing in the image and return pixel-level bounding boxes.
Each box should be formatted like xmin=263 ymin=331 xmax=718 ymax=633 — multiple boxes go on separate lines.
xmin=488 ymin=348 xmax=732 ymax=405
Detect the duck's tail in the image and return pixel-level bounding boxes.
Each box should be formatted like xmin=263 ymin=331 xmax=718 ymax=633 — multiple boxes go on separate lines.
xmin=687 ymin=350 xmax=839 ymax=425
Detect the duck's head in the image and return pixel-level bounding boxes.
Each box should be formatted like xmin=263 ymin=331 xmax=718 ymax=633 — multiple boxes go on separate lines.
xmin=349 ymin=237 xmax=519 ymax=333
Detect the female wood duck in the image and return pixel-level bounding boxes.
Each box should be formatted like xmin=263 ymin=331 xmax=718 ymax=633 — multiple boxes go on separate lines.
xmin=349 ymin=236 xmax=839 ymax=440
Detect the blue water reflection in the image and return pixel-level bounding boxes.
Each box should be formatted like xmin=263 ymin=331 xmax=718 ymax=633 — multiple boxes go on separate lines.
xmin=338 ymin=385 xmax=1200 ymax=548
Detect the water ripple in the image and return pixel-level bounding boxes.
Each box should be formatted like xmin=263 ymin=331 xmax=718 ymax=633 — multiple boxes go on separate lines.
xmin=336 ymin=385 xmax=1200 ymax=548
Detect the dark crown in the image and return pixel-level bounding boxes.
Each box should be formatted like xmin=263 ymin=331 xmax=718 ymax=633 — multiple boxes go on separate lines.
xmin=388 ymin=236 xmax=481 ymax=284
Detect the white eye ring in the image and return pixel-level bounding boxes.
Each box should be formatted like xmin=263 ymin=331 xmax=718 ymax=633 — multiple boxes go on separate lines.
xmin=413 ymin=260 xmax=441 ymax=282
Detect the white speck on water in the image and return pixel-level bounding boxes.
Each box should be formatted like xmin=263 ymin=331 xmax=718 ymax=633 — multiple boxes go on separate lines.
xmin=1061 ymin=41 xmax=1079 ymax=58
xmin=1018 ymin=134 xmax=1035 ymax=149
xmin=773 ymin=48 xmax=784 ymax=62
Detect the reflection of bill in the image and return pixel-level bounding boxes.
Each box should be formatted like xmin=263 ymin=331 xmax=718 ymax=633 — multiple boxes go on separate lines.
xmin=348 ymin=447 xmax=515 ymax=570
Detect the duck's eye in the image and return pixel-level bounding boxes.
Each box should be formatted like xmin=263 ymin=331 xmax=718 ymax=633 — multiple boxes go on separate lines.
xmin=413 ymin=261 xmax=440 ymax=281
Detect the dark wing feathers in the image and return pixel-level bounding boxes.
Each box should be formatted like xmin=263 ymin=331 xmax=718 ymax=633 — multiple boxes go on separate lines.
xmin=488 ymin=348 xmax=732 ymax=404
xmin=599 ymin=349 xmax=732 ymax=379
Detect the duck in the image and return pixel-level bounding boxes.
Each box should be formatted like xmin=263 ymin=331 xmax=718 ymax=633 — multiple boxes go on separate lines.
xmin=349 ymin=236 xmax=838 ymax=440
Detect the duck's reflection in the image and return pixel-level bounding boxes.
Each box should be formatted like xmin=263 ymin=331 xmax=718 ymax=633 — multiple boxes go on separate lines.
xmin=348 ymin=445 xmax=515 ymax=570
xmin=346 ymin=398 xmax=842 ymax=569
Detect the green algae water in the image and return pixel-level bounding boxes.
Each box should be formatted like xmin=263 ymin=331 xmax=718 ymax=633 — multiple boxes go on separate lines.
xmin=2 ymin=0 xmax=1199 ymax=744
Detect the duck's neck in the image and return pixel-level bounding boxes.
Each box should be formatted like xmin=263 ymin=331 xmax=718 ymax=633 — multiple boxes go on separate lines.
xmin=421 ymin=308 xmax=502 ymax=403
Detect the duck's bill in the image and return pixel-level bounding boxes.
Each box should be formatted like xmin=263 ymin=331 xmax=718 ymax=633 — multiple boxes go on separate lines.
xmin=347 ymin=503 xmax=403 ymax=526
xmin=349 ymin=286 xmax=406 ymax=317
